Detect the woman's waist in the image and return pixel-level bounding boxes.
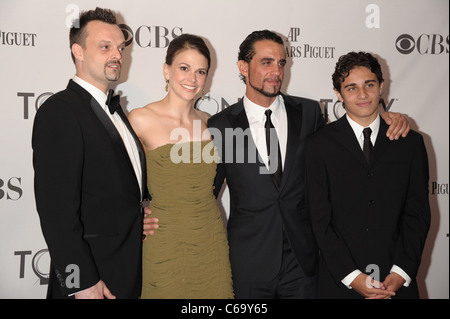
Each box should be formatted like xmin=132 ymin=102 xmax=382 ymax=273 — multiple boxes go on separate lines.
xmin=149 ymin=194 xmax=216 ymax=209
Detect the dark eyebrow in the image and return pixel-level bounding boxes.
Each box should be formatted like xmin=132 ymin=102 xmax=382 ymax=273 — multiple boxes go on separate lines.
xmin=343 ymin=83 xmax=356 ymax=89
xmin=260 ymin=57 xmax=287 ymax=65
xmin=343 ymin=79 xmax=377 ymax=89
xmin=178 ymin=63 xmax=207 ymax=71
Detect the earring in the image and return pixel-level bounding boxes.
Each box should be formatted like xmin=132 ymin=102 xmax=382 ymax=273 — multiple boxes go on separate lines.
xmin=165 ymin=80 xmax=169 ymax=92
xmin=201 ymin=88 xmax=205 ymax=100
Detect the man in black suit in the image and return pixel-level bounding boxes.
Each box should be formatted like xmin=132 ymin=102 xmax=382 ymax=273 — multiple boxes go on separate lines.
xmin=305 ymin=52 xmax=430 ymax=298
xmin=32 ymin=8 xmax=148 ymax=299
xmin=207 ymin=31 xmax=411 ymax=299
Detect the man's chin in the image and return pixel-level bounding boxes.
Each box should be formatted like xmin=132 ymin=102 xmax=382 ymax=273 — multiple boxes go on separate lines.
xmin=262 ymin=89 xmax=280 ymax=98
xmin=105 ymin=71 xmax=121 ymax=82
xmin=251 ymin=85 xmax=280 ymax=98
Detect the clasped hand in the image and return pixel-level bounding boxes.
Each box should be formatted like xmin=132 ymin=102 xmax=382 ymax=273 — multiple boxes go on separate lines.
xmin=351 ymin=272 xmax=406 ymax=299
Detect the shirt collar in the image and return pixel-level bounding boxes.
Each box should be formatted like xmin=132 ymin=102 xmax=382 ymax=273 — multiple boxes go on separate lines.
xmin=346 ymin=114 xmax=380 ymax=141
xmin=243 ymin=94 xmax=283 ymax=124
xmin=72 ymin=75 xmax=108 ymax=111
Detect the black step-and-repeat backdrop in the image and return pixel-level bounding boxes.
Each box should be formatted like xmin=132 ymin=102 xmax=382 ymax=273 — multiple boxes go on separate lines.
xmin=1 ymin=0 xmax=448 ymax=298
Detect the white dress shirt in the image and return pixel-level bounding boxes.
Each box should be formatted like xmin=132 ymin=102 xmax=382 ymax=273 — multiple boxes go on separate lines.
xmin=73 ymin=76 xmax=142 ymax=194
xmin=342 ymin=114 xmax=412 ymax=289
xmin=243 ymin=94 xmax=287 ymax=170
xmin=346 ymin=114 xmax=380 ymax=151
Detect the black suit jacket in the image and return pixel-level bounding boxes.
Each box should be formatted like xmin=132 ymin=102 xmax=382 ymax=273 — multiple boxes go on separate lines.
xmin=32 ymin=80 xmax=148 ymax=298
xmin=208 ymin=94 xmax=325 ymax=283
xmin=305 ymin=115 xmax=430 ymax=298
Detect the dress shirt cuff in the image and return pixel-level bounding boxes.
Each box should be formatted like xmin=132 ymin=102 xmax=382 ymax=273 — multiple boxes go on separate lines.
xmin=391 ymin=265 xmax=412 ymax=287
xmin=342 ymin=269 xmax=362 ymax=289
xmin=67 ymin=280 xmax=100 ymax=297
xmin=68 ymin=287 xmax=88 ymax=297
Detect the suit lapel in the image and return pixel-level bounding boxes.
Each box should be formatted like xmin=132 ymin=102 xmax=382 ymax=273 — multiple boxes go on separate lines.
xmin=372 ymin=118 xmax=390 ymax=166
xmin=336 ymin=115 xmax=389 ymax=166
xmin=335 ymin=115 xmax=369 ymax=167
xmin=229 ymin=96 xmax=304 ymax=191
xmin=280 ymin=96 xmax=302 ymax=191
xmin=69 ymin=80 xmax=145 ymax=199
xmin=228 ymin=99 xmax=249 ymax=131
xmin=116 ymin=106 xmax=147 ymax=200
xmin=68 ymin=81 xmax=126 ymax=157
xmin=227 ymin=99 xmax=270 ymax=180
xmin=335 ymin=115 xmax=390 ymax=168
xmin=88 ymin=96 xmax=130 ymax=159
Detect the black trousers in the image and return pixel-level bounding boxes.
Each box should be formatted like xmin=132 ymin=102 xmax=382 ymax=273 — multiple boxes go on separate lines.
xmin=233 ymin=231 xmax=318 ymax=299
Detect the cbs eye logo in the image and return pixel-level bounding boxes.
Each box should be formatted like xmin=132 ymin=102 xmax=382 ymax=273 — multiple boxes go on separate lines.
xmin=395 ymin=33 xmax=449 ymax=55
xmin=395 ymin=34 xmax=416 ymax=54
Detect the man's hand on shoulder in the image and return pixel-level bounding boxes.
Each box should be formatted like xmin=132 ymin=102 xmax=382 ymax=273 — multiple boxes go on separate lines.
xmin=381 ymin=112 xmax=411 ymax=140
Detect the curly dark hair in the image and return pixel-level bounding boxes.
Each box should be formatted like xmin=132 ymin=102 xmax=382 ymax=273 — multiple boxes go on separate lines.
xmin=332 ymin=51 xmax=384 ymax=92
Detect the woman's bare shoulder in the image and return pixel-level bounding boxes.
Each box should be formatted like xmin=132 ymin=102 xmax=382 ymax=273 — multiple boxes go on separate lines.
xmin=129 ymin=102 xmax=165 ymax=134
xmin=129 ymin=102 xmax=161 ymax=121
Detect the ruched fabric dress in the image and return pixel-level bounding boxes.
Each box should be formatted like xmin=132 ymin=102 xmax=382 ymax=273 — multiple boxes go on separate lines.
xmin=141 ymin=140 xmax=234 ymax=299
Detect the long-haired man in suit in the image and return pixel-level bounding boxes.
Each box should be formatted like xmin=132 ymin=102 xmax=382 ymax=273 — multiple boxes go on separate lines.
xmin=305 ymin=52 xmax=430 ymax=298
xmin=32 ymin=7 xmax=150 ymax=299
xmin=206 ymin=31 xmax=411 ymax=298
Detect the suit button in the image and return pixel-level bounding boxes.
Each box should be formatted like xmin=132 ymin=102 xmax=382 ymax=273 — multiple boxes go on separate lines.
xmin=368 ymin=200 xmax=375 ymax=206
xmin=367 ymin=172 xmax=374 ymax=178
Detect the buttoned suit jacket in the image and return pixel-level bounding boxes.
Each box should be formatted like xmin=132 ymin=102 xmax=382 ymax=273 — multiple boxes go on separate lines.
xmin=32 ymin=80 xmax=148 ymax=298
xmin=208 ymin=94 xmax=325 ymax=283
xmin=305 ymin=115 xmax=430 ymax=298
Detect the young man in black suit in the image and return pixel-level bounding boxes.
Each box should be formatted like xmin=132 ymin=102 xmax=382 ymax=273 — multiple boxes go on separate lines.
xmin=207 ymin=31 xmax=411 ymax=299
xmin=32 ymin=8 xmax=149 ymax=298
xmin=305 ymin=52 xmax=430 ymax=298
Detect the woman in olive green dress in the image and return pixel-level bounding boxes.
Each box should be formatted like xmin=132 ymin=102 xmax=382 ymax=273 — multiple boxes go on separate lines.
xmin=128 ymin=34 xmax=233 ymax=299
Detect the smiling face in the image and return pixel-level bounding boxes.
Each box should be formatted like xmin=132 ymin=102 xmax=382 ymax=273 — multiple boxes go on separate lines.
xmin=335 ymin=66 xmax=383 ymax=126
xmin=164 ymin=48 xmax=209 ymax=102
xmin=238 ymin=40 xmax=286 ymax=107
xmin=72 ymin=20 xmax=125 ymax=93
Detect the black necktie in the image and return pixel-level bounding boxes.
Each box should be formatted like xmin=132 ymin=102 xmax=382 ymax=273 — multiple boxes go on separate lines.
xmin=265 ymin=109 xmax=282 ymax=188
xmin=106 ymin=89 xmax=120 ymax=114
xmin=363 ymin=127 xmax=373 ymax=163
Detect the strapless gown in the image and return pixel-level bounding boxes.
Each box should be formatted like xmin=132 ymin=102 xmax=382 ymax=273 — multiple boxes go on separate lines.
xmin=141 ymin=140 xmax=234 ymax=299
